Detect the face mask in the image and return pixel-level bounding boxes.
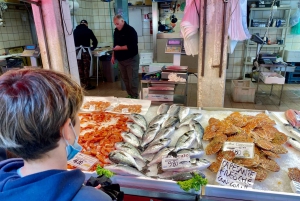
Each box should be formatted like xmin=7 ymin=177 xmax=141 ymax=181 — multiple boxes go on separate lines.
xmin=64 ymin=122 xmax=82 ymax=161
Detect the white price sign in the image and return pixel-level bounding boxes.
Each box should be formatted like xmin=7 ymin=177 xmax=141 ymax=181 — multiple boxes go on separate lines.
xmin=68 ymin=153 xmax=98 ymax=171
xmin=122 ymin=108 xmax=129 ymax=113
xmin=161 ymin=153 xmax=190 ymax=170
xmin=223 ymin=142 xmax=254 ymax=159
xmin=216 ymin=159 xmax=256 ymax=190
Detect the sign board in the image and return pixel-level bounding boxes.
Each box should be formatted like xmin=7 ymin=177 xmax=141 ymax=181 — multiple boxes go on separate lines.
xmin=223 ymin=142 xmax=254 ymax=159
xmin=162 ymin=153 xmax=190 ymax=170
xmin=68 ymin=153 xmax=98 ymax=171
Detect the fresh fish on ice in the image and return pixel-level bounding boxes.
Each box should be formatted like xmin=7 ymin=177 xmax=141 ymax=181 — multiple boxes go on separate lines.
xmin=149 ymin=126 xmax=175 ymax=146
xmin=161 ymin=116 xmax=179 ymax=128
xmin=115 ymin=142 xmax=145 ymax=162
xmin=148 ymin=113 xmax=169 ymax=127
xmin=189 ymin=120 xmax=204 ymax=147
xmin=147 ymin=146 xmax=174 ymax=166
xmin=121 ymin=132 xmax=140 ymax=147
xmin=178 ymin=113 xmax=203 ymax=128
xmin=167 ymin=104 xmax=180 ymax=116
xmin=157 ymin=103 xmax=170 ymax=115
xmin=104 ymin=164 xmax=145 ymax=177
xmin=127 ymin=122 xmax=144 ymax=139
xmin=108 ymin=150 xmax=143 ymax=171
xmin=178 ymin=106 xmax=190 ymax=122
xmin=130 ymin=113 xmax=147 ymax=131
xmin=140 ymin=124 xmax=160 ymax=147
xmin=169 ymin=130 xmax=196 ymax=157
xmin=284 ymin=124 xmax=300 ymax=142
xmin=285 ymin=109 xmax=300 ymax=129
xmin=287 ymin=137 xmax=300 ymax=152
xmin=177 ymin=148 xmax=204 ymax=158
xmin=158 ymin=170 xmax=206 ymax=181
xmin=142 ymin=138 xmax=171 ymax=156
xmin=164 ymin=158 xmax=211 ymax=172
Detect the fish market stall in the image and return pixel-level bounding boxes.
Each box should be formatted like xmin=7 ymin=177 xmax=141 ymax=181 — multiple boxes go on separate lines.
xmin=71 ymin=99 xmax=300 ymax=200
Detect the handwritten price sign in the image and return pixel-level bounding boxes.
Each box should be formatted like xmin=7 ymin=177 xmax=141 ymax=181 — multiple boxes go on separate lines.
xmin=161 ymin=153 xmax=190 ymax=170
xmin=223 ymin=142 xmax=254 ymax=159
xmin=216 ymin=159 xmax=256 ymax=190
xmin=68 ymin=153 xmax=98 ymax=171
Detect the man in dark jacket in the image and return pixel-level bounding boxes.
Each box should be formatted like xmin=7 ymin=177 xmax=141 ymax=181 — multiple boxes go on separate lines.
xmin=111 ymin=15 xmax=139 ymax=98
xmin=74 ymin=20 xmax=98 ymax=90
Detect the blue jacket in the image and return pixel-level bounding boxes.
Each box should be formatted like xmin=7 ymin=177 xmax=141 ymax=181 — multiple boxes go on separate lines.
xmin=0 ymin=158 xmax=111 ymax=201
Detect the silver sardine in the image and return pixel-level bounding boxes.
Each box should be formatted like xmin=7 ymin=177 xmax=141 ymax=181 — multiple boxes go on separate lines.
xmin=108 ymin=150 xmax=143 ymax=171
xmin=141 ymin=124 xmax=160 ymax=147
xmin=178 ymin=106 xmax=190 ymax=122
xmin=157 ymin=103 xmax=170 ymax=115
xmin=147 ymin=146 xmax=174 ymax=166
xmin=115 ymin=142 xmax=145 ymax=162
xmin=167 ymin=104 xmax=180 ymax=116
xmin=148 ymin=126 xmax=175 ymax=147
xmin=104 ymin=164 xmax=145 ymax=177
xmin=284 ymin=124 xmax=300 ymax=142
xmin=189 ymin=120 xmax=204 ymax=148
xmin=130 ymin=113 xmax=147 ymax=131
xmin=142 ymin=138 xmax=171 ymax=156
xmin=178 ymin=113 xmax=203 ymax=128
xmin=148 ymin=113 xmax=169 ymax=127
xmin=169 ymin=130 xmax=196 ymax=157
xmin=127 ymin=122 xmax=144 ymax=139
xmin=121 ymin=132 xmax=140 ymax=147
xmin=161 ymin=116 xmax=179 ymax=128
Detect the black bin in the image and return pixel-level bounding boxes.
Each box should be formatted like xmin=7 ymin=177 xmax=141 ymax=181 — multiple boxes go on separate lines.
xmin=100 ymin=55 xmax=119 ymax=82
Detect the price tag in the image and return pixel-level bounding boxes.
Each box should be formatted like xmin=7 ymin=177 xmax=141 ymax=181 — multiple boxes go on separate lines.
xmin=122 ymin=108 xmax=129 ymax=113
xmin=223 ymin=142 xmax=254 ymax=159
xmin=216 ymin=159 xmax=256 ymax=190
xmin=161 ymin=153 xmax=190 ymax=170
xmin=296 ymin=114 xmax=300 ymax=121
xmin=89 ymin=105 xmax=95 ymax=111
xmin=68 ymin=153 xmax=98 ymax=171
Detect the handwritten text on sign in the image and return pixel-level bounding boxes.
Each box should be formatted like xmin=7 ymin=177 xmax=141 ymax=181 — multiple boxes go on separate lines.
xmin=162 ymin=153 xmax=190 ymax=170
xmin=223 ymin=142 xmax=254 ymax=159
xmin=216 ymin=159 xmax=256 ymax=189
xmin=68 ymin=153 xmax=98 ymax=171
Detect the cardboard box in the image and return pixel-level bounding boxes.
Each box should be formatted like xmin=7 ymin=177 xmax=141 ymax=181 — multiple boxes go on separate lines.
xmin=145 ymin=0 xmax=152 ymax=6
xmin=283 ymin=50 xmax=300 ymax=62
xmin=231 ymin=80 xmax=256 ymax=103
xmin=259 ymin=72 xmax=285 ymax=84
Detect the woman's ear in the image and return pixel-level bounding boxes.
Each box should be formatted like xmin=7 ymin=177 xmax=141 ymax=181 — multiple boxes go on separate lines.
xmin=61 ymin=118 xmax=72 ymax=139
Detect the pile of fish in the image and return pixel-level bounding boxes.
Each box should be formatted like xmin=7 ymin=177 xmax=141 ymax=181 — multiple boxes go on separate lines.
xmin=105 ymin=103 xmax=211 ymax=181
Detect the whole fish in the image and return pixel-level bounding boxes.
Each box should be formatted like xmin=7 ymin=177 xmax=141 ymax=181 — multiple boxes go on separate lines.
xmin=169 ymin=130 xmax=196 ymax=157
xmin=157 ymin=103 xmax=170 ymax=115
xmin=189 ymin=120 xmax=204 ymax=148
xmin=104 ymin=164 xmax=145 ymax=177
xmin=140 ymin=124 xmax=160 ymax=148
xmin=142 ymin=138 xmax=171 ymax=156
xmin=284 ymin=124 xmax=300 ymax=142
xmin=288 ymin=137 xmax=300 ymax=152
xmin=127 ymin=122 xmax=144 ymax=139
xmin=161 ymin=116 xmax=179 ymax=128
xmin=121 ymin=132 xmax=140 ymax=147
xmin=177 ymin=148 xmax=205 ymax=158
xmin=147 ymin=146 xmax=174 ymax=166
xmin=115 ymin=142 xmax=145 ymax=162
xmin=285 ymin=109 xmax=300 ymax=129
xmin=130 ymin=113 xmax=147 ymax=131
xmin=108 ymin=150 xmax=143 ymax=171
xmin=148 ymin=113 xmax=169 ymax=127
xmin=167 ymin=104 xmax=180 ymax=116
xmin=159 ymin=170 xmax=205 ymax=181
xmin=178 ymin=106 xmax=190 ymax=122
xmin=148 ymin=126 xmax=175 ymax=147
xmin=178 ymin=113 xmax=203 ymax=128
xmin=164 ymin=158 xmax=211 ymax=172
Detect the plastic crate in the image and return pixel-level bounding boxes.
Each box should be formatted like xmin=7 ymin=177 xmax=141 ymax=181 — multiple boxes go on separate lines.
xmin=231 ymin=80 xmax=256 ymax=103
xmin=285 ymin=72 xmax=300 ymax=84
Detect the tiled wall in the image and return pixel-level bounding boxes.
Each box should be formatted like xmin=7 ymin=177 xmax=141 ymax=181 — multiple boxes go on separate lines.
xmin=227 ymin=0 xmax=300 ymax=79
xmin=0 ymin=8 xmax=32 ymax=54
xmin=74 ymin=0 xmax=153 ymax=51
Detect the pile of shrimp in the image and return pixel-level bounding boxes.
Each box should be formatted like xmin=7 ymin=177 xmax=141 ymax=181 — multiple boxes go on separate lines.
xmin=67 ymin=111 xmax=129 ymax=171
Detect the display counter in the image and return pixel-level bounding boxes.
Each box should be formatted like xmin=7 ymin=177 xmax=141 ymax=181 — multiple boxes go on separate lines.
xmin=78 ymin=103 xmax=300 ymax=200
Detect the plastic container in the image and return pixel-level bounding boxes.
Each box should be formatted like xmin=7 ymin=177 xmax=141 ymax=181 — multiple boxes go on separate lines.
xmin=259 ymin=72 xmax=285 ymax=84
xmin=231 ymin=80 xmax=256 ymax=103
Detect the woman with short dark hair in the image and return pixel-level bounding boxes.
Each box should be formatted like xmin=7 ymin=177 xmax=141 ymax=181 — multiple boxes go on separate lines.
xmin=0 ymin=69 xmax=111 ymax=201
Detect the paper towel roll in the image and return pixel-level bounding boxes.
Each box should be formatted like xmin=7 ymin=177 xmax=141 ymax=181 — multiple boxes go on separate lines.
xmin=69 ymin=1 xmax=79 ymax=12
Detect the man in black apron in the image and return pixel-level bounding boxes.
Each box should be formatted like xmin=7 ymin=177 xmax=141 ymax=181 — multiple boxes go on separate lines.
xmin=74 ymin=20 xmax=98 ymax=90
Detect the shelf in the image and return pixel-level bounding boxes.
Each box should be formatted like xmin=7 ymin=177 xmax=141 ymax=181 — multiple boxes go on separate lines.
xmin=250 ymin=6 xmax=291 ymax=11
xmin=248 ymin=27 xmax=287 ymax=30
xmin=246 ymin=44 xmax=285 ymax=48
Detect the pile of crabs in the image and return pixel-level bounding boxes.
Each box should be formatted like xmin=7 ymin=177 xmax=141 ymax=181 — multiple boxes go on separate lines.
xmin=203 ymin=112 xmax=288 ymax=181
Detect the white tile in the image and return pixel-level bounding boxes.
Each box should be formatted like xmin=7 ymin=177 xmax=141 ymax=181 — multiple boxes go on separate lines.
xmin=3 ymin=41 xmax=10 ymax=48
xmin=138 ymin=43 xmax=145 ymax=50
xmin=93 ymin=9 xmax=99 ymax=16
xmin=100 ymin=30 xmax=107 ymax=36
xmin=8 ymin=34 xmax=14 ymax=40
xmin=0 ymin=42 xmax=3 ymax=49
xmin=144 ymin=36 xmax=150 ymax=42
xmin=138 ymin=36 xmax=144 ymax=42
xmin=94 ymin=23 xmax=100 ymax=29
xmin=2 ymin=34 xmax=8 ymax=41
xmin=145 ymin=43 xmax=151 ymax=50
xmin=9 ymin=41 xmax=16 ymax=47
xmin=143 ymin=28 xmax=150 ymax=36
